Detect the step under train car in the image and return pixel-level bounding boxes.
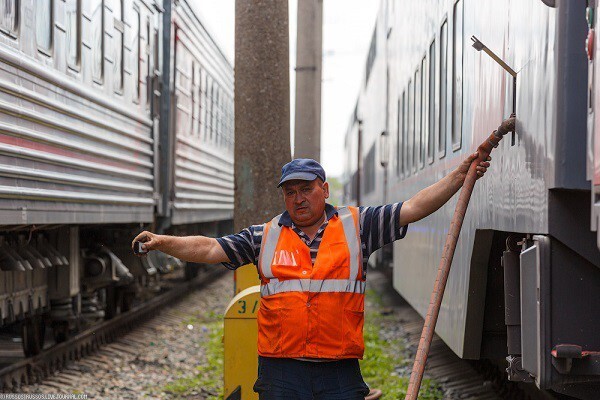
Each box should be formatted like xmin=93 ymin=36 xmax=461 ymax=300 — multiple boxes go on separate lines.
xmin=0 ymin=0 xmax=233 ymax=356
xmin=343 ymin=0 xmax=600 ymax=398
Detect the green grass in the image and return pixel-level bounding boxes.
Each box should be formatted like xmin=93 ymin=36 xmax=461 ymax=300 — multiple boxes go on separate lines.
xmin=360 ymin=290 xmax=444 ymax=399
xmin=162 ymin=314 xmax=224 ymax=399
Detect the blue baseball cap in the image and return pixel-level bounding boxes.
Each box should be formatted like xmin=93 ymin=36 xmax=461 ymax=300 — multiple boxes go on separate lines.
xmin=277 ymin=158 xmax=326 ymax=187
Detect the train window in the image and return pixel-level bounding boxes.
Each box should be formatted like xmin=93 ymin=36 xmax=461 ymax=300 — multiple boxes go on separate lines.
xmin=145 ymin=18 xmax=151 ymax=109
xmin=208 ymin=79 xmax=215 ymax=141
xmin=452 ymin=0 xmax=463 ymax=151
xmin=0 ymin=0 xmax=18 ymax=37
xmin=217 ymin=89 xmax=223 ymax=146
xmin=66 ymin=0 xmax=81 ymax=69
xmin=396 ymin=97 xmax=401 ymax=177
xmin=414 ymin=68 xmax=421 ymax=173
xmin=428 ymin=39 xmax=436 ymax=164
xmin=420 ymin=56 xmax=426 ymax=169
xmin=90 ymin=0 xmax=103 ymax=82
xmin=365 ymin=144 xmax=375 ymax=194
xmin=439 ymin=20 xmax=448 ymax=158
xmin=132 ymin=7 xmax=140 ymax=101
xmin=35 ymin=0 xmax=52 ymax=53
xmin=193 ymin=64 xmax=200 ymax=136
xmin=203 ymin=74 xmax=210 ymax=140
xmin=196 ymin=68 xmax=204 ymax=136
xmin=365 ymin=25 xmax=377 ymax=85
xmin=112 ymin=0 xmax=124 ymax=93
xmin=406 ymin=79 xmax=413 ymax=176
xmin=401 ymin=90 xmax=407 ymax=176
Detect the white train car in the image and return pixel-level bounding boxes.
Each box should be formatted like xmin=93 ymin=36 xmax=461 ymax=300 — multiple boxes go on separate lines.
xmin=0 ymin=0 xmax=234 ymax=356
xmin=344 ymin=1 xmax=600 ymax=398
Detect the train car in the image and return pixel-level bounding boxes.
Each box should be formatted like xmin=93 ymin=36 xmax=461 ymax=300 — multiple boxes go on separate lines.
xmin=0 ymin=0 xmax=233 ymax=356
xmin=166 ymin=0 xmax=234 ymax=230
xmin=344 ymin=0 xmax=600 ymax=398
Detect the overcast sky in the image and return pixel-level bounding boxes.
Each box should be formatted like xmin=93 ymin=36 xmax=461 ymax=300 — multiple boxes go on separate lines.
xmin=190 ymin=1 xmax=380 ymax=178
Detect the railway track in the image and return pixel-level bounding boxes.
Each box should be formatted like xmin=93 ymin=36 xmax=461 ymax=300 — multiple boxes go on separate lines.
xmin=0 ymin=267 xmax=226 ymax=392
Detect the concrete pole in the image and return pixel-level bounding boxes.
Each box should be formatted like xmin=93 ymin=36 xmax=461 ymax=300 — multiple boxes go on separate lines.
xmin=225 ymin=4 xmax=291 ymax=397
xmin=234 ymin=0 xmax=291 ymax=233
xmin=293 ymin=0 xmax=322 ymax=161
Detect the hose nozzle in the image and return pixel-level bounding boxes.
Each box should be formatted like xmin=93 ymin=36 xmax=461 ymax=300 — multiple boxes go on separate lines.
xmin=494 ymin=114 xmax=516 ymax=137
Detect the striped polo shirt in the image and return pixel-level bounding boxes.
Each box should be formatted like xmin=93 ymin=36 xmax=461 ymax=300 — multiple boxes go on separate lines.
xmin=216 ymin=203 xmax=408 ymax=272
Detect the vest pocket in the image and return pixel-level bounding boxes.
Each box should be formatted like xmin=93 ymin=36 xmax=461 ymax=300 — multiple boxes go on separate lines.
xmin=343 ymin=309 xmax=365 ymax=356
xmin=258 ymin=307 xmax=281 ymax=354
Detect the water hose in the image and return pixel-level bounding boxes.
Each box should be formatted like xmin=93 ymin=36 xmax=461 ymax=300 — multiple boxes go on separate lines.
xmin=404 ymin=115 xmax=516 ymax=400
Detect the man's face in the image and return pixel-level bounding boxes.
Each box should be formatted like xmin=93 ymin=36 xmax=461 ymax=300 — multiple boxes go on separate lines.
xmin=282 ymin=179 xmax=329 ymax=227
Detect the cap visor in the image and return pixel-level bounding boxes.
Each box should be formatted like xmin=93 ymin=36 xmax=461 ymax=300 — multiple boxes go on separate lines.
xmin=277 ymin=172 xmax=318 ymax=187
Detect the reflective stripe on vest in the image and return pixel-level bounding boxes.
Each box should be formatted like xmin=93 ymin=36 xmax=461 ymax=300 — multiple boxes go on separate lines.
xmin=261 ymin=278 xmax=366 ymax=296
xmin=337 ymin=207 xmax=361 ymax=280
xmin=259 ymin=214 xmax=282 ymax=279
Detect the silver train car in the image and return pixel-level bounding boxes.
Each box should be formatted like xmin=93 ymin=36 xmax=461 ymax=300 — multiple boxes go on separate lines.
xmin=344 ymin=0 xmax=600 ymax=398
xmin=0 ymin=0 xmax=233 ymax=355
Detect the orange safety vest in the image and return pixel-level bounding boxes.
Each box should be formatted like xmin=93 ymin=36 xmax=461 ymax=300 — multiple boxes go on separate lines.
xmin=257 ymin=206 xmax=365 ymax=359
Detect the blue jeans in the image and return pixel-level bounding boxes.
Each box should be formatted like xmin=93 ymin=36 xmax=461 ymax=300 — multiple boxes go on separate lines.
xmin=253 ymin=356 xmax=370 ymax=400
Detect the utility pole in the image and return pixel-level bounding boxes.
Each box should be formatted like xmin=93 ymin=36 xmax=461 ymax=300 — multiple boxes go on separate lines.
xmin=225 ymin=2 xmax=291 ymax=397
xmin=234 ymin=0 xmax=291 ymax=233
xmin=294 ymin=0 xmax=322 ymax=160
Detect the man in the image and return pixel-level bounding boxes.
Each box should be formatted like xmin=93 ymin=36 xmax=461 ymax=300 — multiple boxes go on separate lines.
xmin=132 ymin=154 xmax=491 ymax=399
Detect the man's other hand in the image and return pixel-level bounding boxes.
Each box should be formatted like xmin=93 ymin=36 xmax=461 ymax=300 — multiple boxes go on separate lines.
xmin=131 ymin=231 xmax=161 ymax=254
xmin=457 ymin=152 xmax=491 ymax=182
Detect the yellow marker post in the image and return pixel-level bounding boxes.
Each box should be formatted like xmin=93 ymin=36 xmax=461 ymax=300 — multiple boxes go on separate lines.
xmin=234 ymin=263 xmax=260 ymax=294
xmin=224 ymin=284 xmax=261 ymax=400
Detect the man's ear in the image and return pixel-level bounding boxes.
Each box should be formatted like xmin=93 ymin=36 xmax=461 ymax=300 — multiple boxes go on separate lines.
xmin=323 ymin=182 xmax=330 ymax=199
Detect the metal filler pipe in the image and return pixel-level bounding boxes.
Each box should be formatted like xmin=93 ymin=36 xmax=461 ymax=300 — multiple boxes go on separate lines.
xmin=404 ymin=115 xmax=515 ymax=400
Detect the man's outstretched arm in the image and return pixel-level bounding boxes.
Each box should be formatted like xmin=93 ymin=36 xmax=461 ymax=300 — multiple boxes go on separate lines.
xmin=131 ymin=231 xmax=230 ymax=264
xmin=399 ymin=152 xmax=490 ymax=226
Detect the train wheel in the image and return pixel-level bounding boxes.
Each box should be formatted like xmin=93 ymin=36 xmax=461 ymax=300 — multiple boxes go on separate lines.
xmin=121 ymin=291 xmax=135 ymax=312
xmin=104 ymin=285 xmax=119 ymax=320
xmin=21 ymin=315 xmax=45 ymax=357
xmin=52 ymin=321 xmax=69 ymax=344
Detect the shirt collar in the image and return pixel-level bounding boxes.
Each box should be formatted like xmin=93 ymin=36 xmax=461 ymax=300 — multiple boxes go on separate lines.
xmin=278 ymin=203 xmax=338 ymax=227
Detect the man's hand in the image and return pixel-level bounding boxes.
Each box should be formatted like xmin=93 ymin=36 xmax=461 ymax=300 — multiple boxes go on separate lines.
xmin=131 ymin=231 xmax=162 ymax=255
xmin=399 ymin=152 xmax=493 ymax=226
xmin=456 ymin=152 xmax=491 ymax=182
xmin=131 ymin=231 xmax=230 ymax=264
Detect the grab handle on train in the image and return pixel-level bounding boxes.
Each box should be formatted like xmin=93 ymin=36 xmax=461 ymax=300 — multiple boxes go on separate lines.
xmin=405 ymin=115 xmax=516 ymax=400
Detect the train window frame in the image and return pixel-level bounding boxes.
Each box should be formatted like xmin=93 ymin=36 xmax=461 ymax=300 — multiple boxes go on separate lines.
xmin=407 ymin=79 xmax=413 ymax=176
xmin=438 ymin=18 xmax=448 ymax=159
xmin=452 ymin=0 xmax=464 ymax=152
xmin=0 ymin=0 xmax=19 ymax=38
xmin=112 ymin=0 xmax=124 ymax=95
xmin=414 ymin=67 xmax=421 ymax=173
xmin=420 ymin=55 xmax=427 ymax=170
xmin=35 ymin=0 xmax=53 ymax=56
xmin=66 ymin=0 xmax=81 ymax=71
xmin=131 ymin=5 xmax=141 ymax=103
xmin=90 ymin=0 xmax=104 ymax=84
xmin=428 ymin=38 xmax=436 ymax=164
